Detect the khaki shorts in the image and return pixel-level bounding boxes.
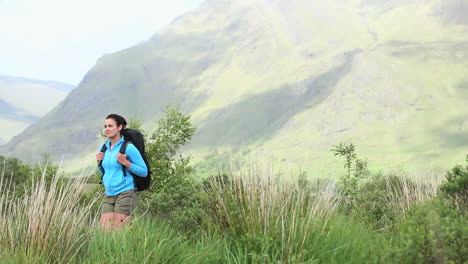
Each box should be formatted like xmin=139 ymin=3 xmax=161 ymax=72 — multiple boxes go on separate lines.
xmin=102 ymin=189 xmax=138 ymax=216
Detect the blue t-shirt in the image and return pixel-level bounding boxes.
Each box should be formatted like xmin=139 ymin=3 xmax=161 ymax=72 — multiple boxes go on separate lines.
xmin=98 ymin=136 xmax=147 ymax=196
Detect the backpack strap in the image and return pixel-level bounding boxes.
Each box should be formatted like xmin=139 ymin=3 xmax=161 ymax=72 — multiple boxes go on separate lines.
xmin=119 ymin=141 xmax=131 ymax=177
xmin=98 ymin=144 xmax=107 ymax=184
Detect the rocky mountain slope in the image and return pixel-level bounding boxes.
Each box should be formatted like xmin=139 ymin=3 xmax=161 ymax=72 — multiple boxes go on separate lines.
xmin=2 ymin=0 xmax=467 ymax=175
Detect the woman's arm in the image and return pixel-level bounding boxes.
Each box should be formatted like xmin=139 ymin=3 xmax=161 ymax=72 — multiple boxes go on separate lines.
xmin=121 ymin=143 xmax=148 ymax=177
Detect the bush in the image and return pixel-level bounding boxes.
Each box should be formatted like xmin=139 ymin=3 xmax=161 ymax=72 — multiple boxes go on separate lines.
xmin=148 ymin=181 xmax=208 ymax=232
xmin=354 ymin=173 xmax=399 ymax=229
xmin=136 ymin=105 xmax=208 ymax=232
xmin=0 ymin=154 xmax=62 ymax=197
xmin=355 ymin=173 xmax=419 ymax=230
xmin=439 ymin=155 xmax=468 ymax=211
xmin=387 ymin=199 xmax=468 ymax=264
xmin=331 ymin=143 xmax=369 ymax=213
xmin=0 ymin=156 xmax=31 ymax=194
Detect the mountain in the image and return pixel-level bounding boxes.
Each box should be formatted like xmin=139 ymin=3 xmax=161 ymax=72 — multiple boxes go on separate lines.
xmin=1 ymin=0 xmax=467 ymax=175
xmin=0 ymin=75 xmax=74 ymax=144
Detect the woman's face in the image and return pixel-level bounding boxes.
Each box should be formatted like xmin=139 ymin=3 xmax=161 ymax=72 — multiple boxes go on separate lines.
xmin=104 ymin=118 xmax=122 ymax=139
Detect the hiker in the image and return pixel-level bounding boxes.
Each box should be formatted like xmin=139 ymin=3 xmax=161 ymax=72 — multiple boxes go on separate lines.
xmin=95 ymin=114 xmax=148 ymax=231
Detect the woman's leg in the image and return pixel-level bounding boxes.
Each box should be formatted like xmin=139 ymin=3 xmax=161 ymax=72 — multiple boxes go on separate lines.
xmin=100 ymin=213 xmax=115 ymax=232
xmin=113 ymin=213 xmax=131 ymax=229
xmin=114 ymin=189 xmax=138 ymax=229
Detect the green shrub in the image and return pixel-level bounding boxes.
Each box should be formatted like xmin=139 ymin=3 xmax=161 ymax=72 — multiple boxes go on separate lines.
xmin=387 ymin=199 xmax=468 ymax=264
xmin=133 ymin=105 xmax=208 ymax=232
xmin=0 ymin=153 xmax=61 ymax=196
xmin=354 ymin=173 xmax=398 ymax=229
xmin=147 ymin=181 xmax=208 ymax=232
xmin=355 ymin=173 xmax=418 ymax=230
xmin=0 ymin=156 xmax=31 ymax=194
xmin=331 ymin=143 xmax=369 ymax=213
xmin=439 ymin=155 xmax=468 ymax=211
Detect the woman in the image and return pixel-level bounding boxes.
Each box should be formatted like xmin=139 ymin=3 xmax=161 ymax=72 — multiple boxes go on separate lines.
xmin=96 ymin=114 xmax=147 ymax=231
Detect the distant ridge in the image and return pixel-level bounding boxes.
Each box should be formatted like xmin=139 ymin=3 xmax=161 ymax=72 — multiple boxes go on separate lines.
xmin=0 ymin=98 xmax=39 ymax=123
xmin=0 ymin=75 xmax=75 ymax=144
xmin=0 ymin=75 xmax=74 ymax=93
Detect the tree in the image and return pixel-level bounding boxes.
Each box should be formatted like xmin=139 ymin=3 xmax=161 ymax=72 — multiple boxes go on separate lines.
xmin=0 ymin=156 xmax=31 ymax=195
xmin=331 ymin=143 xmax=368 ymax=212
xmin=0 ymin=153 xmax=62 ymax=196
xmin=439 ymin=155 xmax=468 ymax=211
xmin=146 ymin=104 xmax=196 ymax=191
xmin=137 ymin=105 xmax=205 ymax=231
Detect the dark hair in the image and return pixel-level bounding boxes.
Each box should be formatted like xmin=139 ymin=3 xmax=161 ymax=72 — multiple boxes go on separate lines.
xmin=106 ymin=114 xmax=127 ymax=129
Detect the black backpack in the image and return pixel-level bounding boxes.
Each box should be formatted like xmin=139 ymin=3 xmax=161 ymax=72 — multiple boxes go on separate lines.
xmin=98 ymin=128 xmax=151 ymax=191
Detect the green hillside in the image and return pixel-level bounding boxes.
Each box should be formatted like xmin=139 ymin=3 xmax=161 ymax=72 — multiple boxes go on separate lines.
xmin=1 ymin=0 xmax=467 ymax=175
xmin=0 ymin=75 xmax=74 ymax=144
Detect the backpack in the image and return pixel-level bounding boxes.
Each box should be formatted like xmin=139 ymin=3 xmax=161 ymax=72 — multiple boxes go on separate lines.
xmin=98 ymin=128 xmax=151 ymax=191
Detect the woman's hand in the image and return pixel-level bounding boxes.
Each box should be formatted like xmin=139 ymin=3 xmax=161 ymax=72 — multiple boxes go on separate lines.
xmin=96 ymin=152 xmax=104 ymax=163
xmin=117 ymin=153 xmax=131 ymax=168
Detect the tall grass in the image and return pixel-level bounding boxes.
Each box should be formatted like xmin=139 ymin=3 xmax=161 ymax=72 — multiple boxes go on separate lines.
xmin=0 ymin=162 xmax=100 ymax=263
xmin=203 ymin=161 xmax=385 ymax=262
xmin=77 ymin=219 xmax=231 ymax=264
xmin=385 ymin=170 xmax=442 ymax=213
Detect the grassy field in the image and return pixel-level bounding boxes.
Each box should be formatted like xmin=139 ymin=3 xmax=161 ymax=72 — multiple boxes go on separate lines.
xmin=1 ymin=154 xmax=466 ymax=264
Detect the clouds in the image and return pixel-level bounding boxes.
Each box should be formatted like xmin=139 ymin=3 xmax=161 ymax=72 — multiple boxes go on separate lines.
xmin=0 ymin=0 xmax=204 ymax=85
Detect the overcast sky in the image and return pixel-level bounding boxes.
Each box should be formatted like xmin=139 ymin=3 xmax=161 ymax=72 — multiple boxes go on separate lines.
xmin=0 ymin=0 xmax=204 ymax=85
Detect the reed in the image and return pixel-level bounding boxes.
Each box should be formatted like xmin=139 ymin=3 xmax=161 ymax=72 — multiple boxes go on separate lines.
xmin=0 ymin=162 xmax=100 ymax=263
xmin=204 ymin=160 xmax=342 ymax=262
xmin=384 ymin=169 xmax=442 ymax=215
